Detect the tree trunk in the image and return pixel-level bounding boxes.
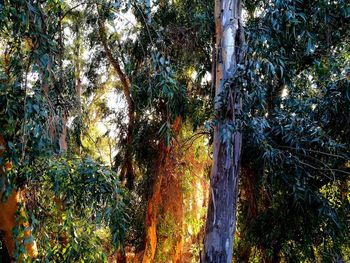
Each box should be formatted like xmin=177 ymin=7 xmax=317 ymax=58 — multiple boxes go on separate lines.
xmin=142 ymin=117 xmax=182 ymax=263
xmin=156 ymin=162 xmax=183 ymax=263
xmin=0 ymin=135 xmax=38 ymax=261
xmin=98 ymin=18 xmax=135 ymax=190
xmin=236 ymin=164 xmax=258 ymax=263
xmin=202 ymin=0 xmax=245 ymax=262
xmin=142 ymin=146 xmax=165 ymax=263
xmin=142 ymin=146 xmax=184 ymax=263
xmin=73 ymin=22 xmax=83 ymax=154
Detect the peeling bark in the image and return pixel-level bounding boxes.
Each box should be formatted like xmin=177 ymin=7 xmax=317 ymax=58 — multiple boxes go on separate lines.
xmin=142 ymin=117 xmax=182 ymax=263
xmin=201 ymin=0 xmax=245 ymax=262
xmin=142 ymin=148 xmax=164 ymax=263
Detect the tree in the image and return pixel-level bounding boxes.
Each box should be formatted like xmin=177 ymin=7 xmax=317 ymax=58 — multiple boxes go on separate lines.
xmin=234 ymin=0 xmax=350 ymax=261
xmin=201 ymin=0 xmax=245 ymax=262
xmin=0 ymin=1 xmax=128 ymax=261
xmin=97 ymin=11 xmax=136 ymax=190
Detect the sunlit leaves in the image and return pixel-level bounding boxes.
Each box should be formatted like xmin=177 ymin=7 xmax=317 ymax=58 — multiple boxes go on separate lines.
xmin=26 ymin=156 xmax=128 ymax=261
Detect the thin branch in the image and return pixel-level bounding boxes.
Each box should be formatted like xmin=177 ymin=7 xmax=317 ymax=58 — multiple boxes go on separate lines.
xmin=292 ymin=155 xmax=350 ymax=177
xmin=97 ymin=18 xmax=130 ymax=91
xmin=278 ymin=145 xmax=348 ymax=160
xmin=21 ymin=55 xmax=32 ymax=163
xmin=180 ymin=131 xmax=210 ymax=149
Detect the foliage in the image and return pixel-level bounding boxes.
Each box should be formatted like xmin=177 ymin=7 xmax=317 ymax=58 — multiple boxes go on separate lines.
xmin=0 ymin=1 xmax=128 ymax=261
xmin=22 ymin=156 xmax=127 ymax=262
xmin=234 ymin=0 xmax=350 ymax=261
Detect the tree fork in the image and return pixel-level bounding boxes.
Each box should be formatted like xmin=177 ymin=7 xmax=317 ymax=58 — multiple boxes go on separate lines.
xmin=201 ymin=0 xmax=245 ymax=262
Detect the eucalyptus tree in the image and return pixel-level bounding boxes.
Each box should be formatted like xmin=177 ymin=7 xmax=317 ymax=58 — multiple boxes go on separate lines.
xmin=235 ymin=0 xmax=350 ymax=261
xmin=97 ymin=9 xmax=136 ymax=190
xmin=1 ymin=0 xmax=348 ymax=262
xmin=201 ymin=0 xmax=245 ymax=262
xmin=201 ymin=0 xmax=349 ymax=262
xmin=0 ymin=1 xmax=127 ymax=261
xmin=80 ymin=1 xmax=189 ymax=261
xmin=0 ymin=0 xmax=62 ymax=259
xmin=130 ymin=1 xmax=215 ymax=261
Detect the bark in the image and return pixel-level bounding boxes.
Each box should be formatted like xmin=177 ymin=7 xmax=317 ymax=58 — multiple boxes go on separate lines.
xmin=156 ymin=164 xmax=183 ymax=263
xmin=0 ymin=135 xmax=38 ymax=261
xmin=202 ymin=0 xmax=245 ymax=262
xmin=98 ymin=19 xmax=135 ymax=190
xmin=142 ymin=149 xmax=164 ymax=263
xmin=236 ymin=164 xmax=258 ymax=262
xmin=142 ymin=153 xmax=184 ymax=263
xmin=59 ymin=113 xmax=68 ymax=152
xmin=73 ymin=24 xmax=82 ymax=154
xmin=142 ymin=117 xmax=182 ymax=263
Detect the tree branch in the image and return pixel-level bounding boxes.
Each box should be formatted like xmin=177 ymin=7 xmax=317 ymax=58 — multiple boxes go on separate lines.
xmin=97 ymin=19 xmax=131 ymax=91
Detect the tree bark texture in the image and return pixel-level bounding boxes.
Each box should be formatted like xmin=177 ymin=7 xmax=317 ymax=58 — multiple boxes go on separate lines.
xmin=142 ymin=157 xmax=163 ymax=263
xmin=142 ymin=117 xmax=182 ymax=263
xmin=202 ymin=0 xmax=245 ymax=262
xmin=155 ymin=158 xmax=183 ymax=263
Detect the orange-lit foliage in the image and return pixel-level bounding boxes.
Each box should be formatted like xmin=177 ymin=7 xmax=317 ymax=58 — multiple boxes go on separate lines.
xmin=142 ymin=118 xmax=211 ymax=262
xmin=142 ymin=117 xmax=182 ymax=263
xmin=155 ymin=145 xmax=183 ymax=262
xmin=0 ymin=135 xmax=37 ymax=260
xmin=179 ymin=129 xmax=211 ymax=261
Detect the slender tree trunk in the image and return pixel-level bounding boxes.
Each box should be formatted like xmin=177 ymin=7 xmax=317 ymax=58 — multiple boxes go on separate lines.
xmin=202 ymin=0 xmax=245 ymax=262
xmin=73 ymin=21 xmax=83 ymax=154
xmin=98 ymin=19 xmax=135 ymax=190
xmin=50 ymin=12 xmax=69 ymax=246
xmin=142 ymin=178 xmax=161 ymax=263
